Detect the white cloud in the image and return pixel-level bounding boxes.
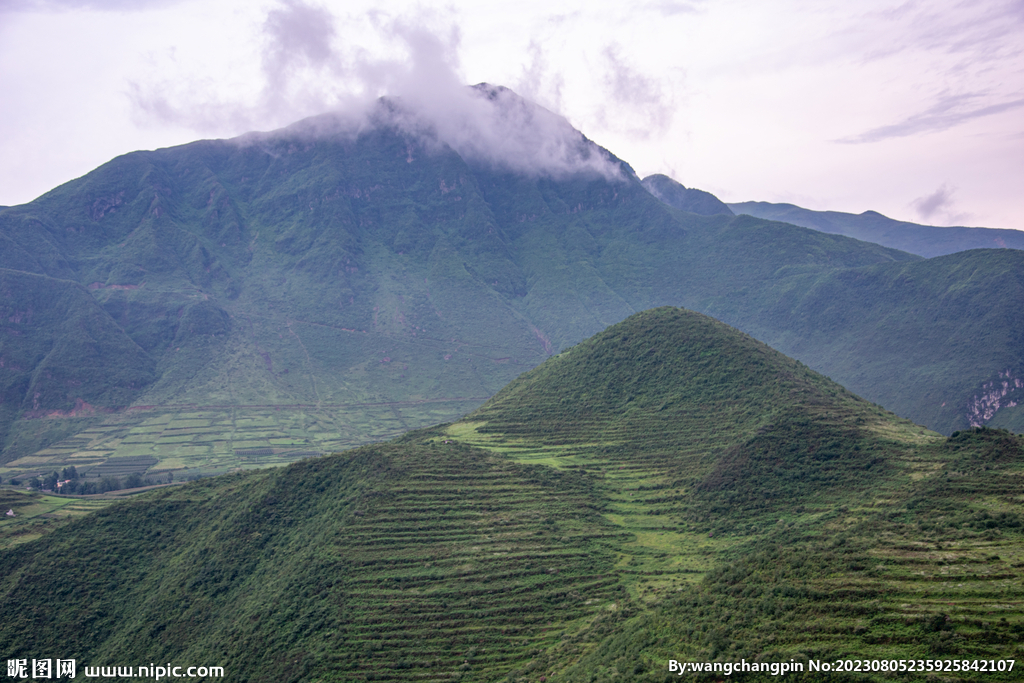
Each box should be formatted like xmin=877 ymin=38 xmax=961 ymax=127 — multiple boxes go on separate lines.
xmin=0 ymin=0 xmax=185 ymax=11
xmin=595 ymin=44 xmax=675 ymax=140
xmin=132 ymin=2 xmax=623 ymax=179
xmin=838 ymin=93 xmax=1024 ymax=144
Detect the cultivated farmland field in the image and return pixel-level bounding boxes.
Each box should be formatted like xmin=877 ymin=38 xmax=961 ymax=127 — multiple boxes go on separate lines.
xmin=0 ymin=398 xmax=484 ymax=485
xmin=0 ymin=489 xmax=116 ymax=549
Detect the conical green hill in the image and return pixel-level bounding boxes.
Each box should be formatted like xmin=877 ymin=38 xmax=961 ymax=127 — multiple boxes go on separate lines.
xmin=448 ymin=309 xmax=1024 ymax=678
xmin=457 ymin=307 xmax=927 ymax=527
xmin=472 ymin=305 xmax=855 ymax=437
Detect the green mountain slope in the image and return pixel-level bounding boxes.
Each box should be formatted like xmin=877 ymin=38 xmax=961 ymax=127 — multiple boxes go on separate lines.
xmin=460 ymin=308 xmax=931 ymax=531
xmin=1 ymin=88 xmax=1022 ymax=478
xmin=0 ymin=268 xmax=155 ymax=455
xmin=1 ymin=308 xmax=1021 ymax=682
xmin=729 ymin=200 xmax=1024 ymax=258
xmin=740 ymin=249 xmax=1024 ymax=435
xmin=552 ymin=425 xmax=1024 ymax=682
xmin=0 ymin=441 xmax=625 ymax=681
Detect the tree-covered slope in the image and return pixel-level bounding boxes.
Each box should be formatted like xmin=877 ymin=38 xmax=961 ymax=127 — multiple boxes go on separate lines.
xmin=740 ymin=249 xmax=1024 ymax=435
xmin=3 ymin=309 xmax=1023 ymax=682
xmin=0 ymin=268 xmax=155 ymax=454
xmin=729 ymin=200 xmax=1024 ymax=258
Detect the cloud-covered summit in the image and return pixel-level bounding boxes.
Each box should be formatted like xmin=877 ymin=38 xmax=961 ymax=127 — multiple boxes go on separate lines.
xmin=382 ymin=82 xmax=626 ymax=179
xmin=135 ymin=3 xmax=624 ymax=180
xmin=238 ymin=82 xmax=627 ymax=181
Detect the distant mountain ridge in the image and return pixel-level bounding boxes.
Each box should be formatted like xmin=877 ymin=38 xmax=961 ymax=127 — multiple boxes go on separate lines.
xmin=638 ymin=174 xmax=1024 ymax=258
xmin=640 ymin=174 xmax=734 ymax=216
xmin=729 ymin=200 xmax=1024 ymax=258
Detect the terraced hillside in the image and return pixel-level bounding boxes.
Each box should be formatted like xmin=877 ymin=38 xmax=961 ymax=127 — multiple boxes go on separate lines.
xmin=452 ymin=308 xmax=942 ymax=589
xmin=552 ymin=426 xmax=1024 ymax=681
xmin=0 ymin=440 xmax=629 ymax=682
xmin=1 ymin=308 xmax=1021 ymax=682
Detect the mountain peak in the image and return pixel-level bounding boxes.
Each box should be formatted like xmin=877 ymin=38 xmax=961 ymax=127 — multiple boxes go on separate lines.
xmin=641 ymin=173 xmax=734 ymax=216
xmin=238 ymin=83 xmax=630 ymax=181
xmin=470 ymin=307 xmax=866 ymax=444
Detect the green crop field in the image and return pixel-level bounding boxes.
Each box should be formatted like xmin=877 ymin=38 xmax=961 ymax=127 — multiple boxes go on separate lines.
xmin=0 ymin=489 xmax=117 ymax=549
xmin=0 ymin=399 xmax=484 ymax=486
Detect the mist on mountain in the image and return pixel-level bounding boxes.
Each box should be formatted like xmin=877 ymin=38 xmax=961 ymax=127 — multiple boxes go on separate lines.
xmin=240 ymin=82 xmax=627 ymax=182
xmin=135 ymin=5 xmax=624 ymax=182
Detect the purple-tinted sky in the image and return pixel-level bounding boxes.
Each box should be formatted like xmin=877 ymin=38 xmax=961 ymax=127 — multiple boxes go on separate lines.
xmin=1 ymin=0 xmax=1022 ymax=229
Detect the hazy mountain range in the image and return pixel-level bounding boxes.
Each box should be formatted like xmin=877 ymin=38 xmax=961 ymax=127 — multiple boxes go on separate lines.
xmin=1 ymin=86 xmax=1023 ymax=681
xmin=729 ymin=199 xmax=1024 ymax=258
xmin=2 ymin=88 xmax=1022 ymax=473
xmin=2 ymin=87 xmax=1023 ymax=472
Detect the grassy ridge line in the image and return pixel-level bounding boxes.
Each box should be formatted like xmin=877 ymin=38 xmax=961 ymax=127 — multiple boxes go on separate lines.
xmin=728 ymin=200 xmax=1024 ymax=258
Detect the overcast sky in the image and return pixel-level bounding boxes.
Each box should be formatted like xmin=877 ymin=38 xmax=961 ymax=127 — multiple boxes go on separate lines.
xmin=2 ymin=0 xmax=1022 ymax=229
